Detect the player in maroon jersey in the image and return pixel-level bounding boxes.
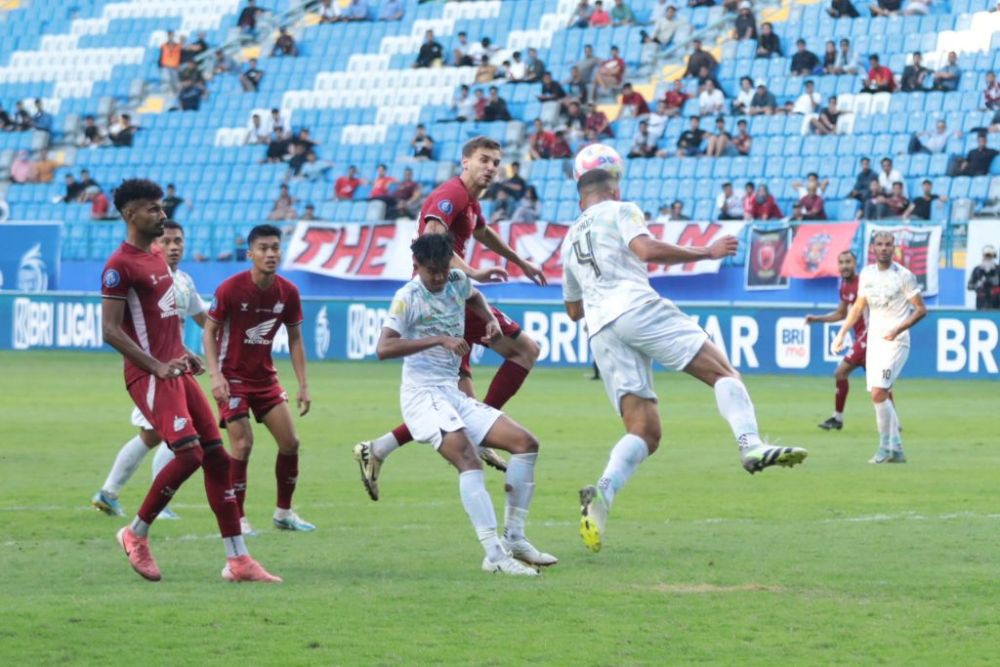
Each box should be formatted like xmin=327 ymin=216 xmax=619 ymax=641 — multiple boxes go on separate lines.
xmin=353 ymin=136 xmax=547 ymax=501
xmin=101 ymin=179 xmax=280 ymax=583
xmin=203 ymin=224 xmax=314 ymax=535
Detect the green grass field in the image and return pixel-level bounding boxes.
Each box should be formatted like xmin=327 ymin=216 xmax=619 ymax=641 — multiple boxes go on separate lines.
xmin=2 ymin=351 xmax=998 ymax=665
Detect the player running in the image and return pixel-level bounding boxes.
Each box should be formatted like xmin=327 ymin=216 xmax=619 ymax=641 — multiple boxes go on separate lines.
xmin=376 ymin=233 xmax=555 ymax=575
xmin=354 ymin=137 xmax=547 ymax=501
xmin=92 ymin=220 xmax=203 ymax=520
xmin=832 ymin=231 xmax=925 ymax=464
xmin=202 ymin=224 xmax=315 ymax=534
xmin=563 ymin=170 xmax=808 ymax=553
xmin=101 ymin=179 xmax=279 ymax=582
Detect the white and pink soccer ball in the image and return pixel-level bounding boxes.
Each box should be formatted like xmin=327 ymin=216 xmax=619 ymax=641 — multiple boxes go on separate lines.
xmin=573 ymin=143 xmax=625 ymax=182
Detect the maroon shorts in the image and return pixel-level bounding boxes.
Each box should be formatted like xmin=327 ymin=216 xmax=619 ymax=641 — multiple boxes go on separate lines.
xmin=843 ymin=335 xmax=867 ymax=368
xmin=460 ymin=304 xmax=522 ymax=377
xmin=127 ymin=373 xmax=222 ymax=449
xmin=217 ymin=380 xmax=288 ymax=425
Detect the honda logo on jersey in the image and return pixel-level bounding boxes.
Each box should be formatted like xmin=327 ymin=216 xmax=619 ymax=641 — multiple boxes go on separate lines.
xmin=244 ymin=318 xmax=278 ymax=344
xmin=158 ymin=287 xmax=181 ymax=319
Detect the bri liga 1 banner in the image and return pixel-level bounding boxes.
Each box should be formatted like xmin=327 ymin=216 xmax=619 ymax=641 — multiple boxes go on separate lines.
xmin=282 ymin=219 xmax=746 ymax=283
xmin=863 ymin=223 xmax=942 ymax=296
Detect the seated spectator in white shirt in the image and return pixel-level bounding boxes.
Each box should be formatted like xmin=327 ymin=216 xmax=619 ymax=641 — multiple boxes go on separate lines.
xmin=698 ymin=79 xmax=725 ymax=116
xmin=716 ymin=182 xmax=744 ymax=220
xmin=877 ymin=157 xmax=906 ymax=197
xmin=790 ymin=79 xmax=821 ymax=115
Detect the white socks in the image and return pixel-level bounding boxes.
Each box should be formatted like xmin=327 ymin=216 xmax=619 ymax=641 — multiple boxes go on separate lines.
xmin=503 ymin=453 xmax=537 ymax=541
xmin=151 ymin=443 xmax=175 ymax=480
xmin=597 ymin=434 xmax=649 ymax=509
xmin=223 ymin=535 xmax=249 ymax=558
xmin=874 ymin=400 xmax=902 ymax=451
xmin=130 ymin=516 xmax=150 ymax=537
xmin=371 ymin=432 xmax=401 ymax=461
xmin=714 ymin=377 xmax=762 ymax=450
xmin=103 ymin=435 xmax=151 ymax=497
xmin=833 ymin=411 xmax=844 ymax=421
xmin=458 ymin=469 xmax=504 ymax=562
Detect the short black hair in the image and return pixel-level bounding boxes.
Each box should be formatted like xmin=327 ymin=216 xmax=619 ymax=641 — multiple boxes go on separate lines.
xmin=411 ymin=233 xmax=453 ymax=268
xmin=163 ymin=220 xmax=184 ymax=234
xmin=113 ymin=178 xmax=163 ymax=213
xmin=248 ymin=224 xmax=283 ymax=246
xmin=839 ymin=249 xmax=857 ymax=259
xmin=577 ymin=168 xmax=616 ymax=196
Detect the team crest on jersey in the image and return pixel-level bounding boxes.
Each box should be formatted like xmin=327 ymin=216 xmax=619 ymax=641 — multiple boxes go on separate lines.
xmin=103 ymin=269 xmax=120 ymax=288
xmin=244 ymin=318 xmax=278 ymax=344
xmin=273 ymin=301 xmax=284 ymax=314
xmin=173 ymin=416 xmax=188 ymax=432
xmin=438 ymin=200 xmax=453 ymax=215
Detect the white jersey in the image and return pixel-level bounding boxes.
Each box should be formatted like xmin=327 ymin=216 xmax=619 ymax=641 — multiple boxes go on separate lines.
xmin=383 ymin=269 xmax=471 ymax=388
xmin=561 ymin=200 xmax=660 ymax=336
xmin=170 ymin=267 xmax=206 ymax=323
xmin=858 ymin=262 xmax=920 ymax=346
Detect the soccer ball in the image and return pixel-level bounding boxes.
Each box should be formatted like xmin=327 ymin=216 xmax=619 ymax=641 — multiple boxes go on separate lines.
xmin=573 ymin=143 xmax=625 ymax=182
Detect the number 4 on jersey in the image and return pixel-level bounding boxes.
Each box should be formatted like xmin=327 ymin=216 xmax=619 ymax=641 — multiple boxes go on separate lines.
xmin=573 ymin=232 xmax=601 ymax=277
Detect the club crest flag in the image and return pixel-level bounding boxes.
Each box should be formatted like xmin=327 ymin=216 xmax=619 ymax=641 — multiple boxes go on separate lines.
xmin=745 ymin=225 xmax=790 ymax=290
xmin=780 ymin=222 xmax=859 ymax=279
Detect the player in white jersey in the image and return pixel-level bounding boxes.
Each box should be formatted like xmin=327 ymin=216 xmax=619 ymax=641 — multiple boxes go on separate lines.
xmin=832 ymin=231 xmax=925 ymax=464
xmin=563 ymin=170 xmax=808 ymax=553
xmin=91 ymin=221 xmax=207 ymax=517
xmin=377 ymin=233 xmax=555 ymax=576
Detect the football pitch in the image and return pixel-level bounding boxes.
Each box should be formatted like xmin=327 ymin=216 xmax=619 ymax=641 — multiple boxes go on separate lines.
xmin=2 ymin=351 xmax=998 ymax=665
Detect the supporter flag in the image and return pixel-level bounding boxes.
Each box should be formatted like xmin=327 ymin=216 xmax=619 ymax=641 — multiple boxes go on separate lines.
xmin=780 ymin=221 xmax=859 ymax=279
xmin=862 ymin=223 xmax=942 ymax=295
xmin=745 ymin=225 xmax=790 ymax=290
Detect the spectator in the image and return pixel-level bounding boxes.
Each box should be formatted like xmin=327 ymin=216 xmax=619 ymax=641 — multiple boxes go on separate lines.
xmin=61 ymin=174 xmax=85 ymax=203
xmin=491 ymin=188 xmax=516 ymax=222
xmin=378 ymin=0 xmax=403 ymax=21
xmin=240 ymin=58 xmax=264 ymax=92
xmin=628 ymin=120 xmax=659 ymax=157
xmin=983 ymin=71 xmax=1000 ymax=110
xmin=182 ymin=31 xmax=209 ymax=64
xmin=475 ymin=55 xmax=497 ymax=83
xmin=158 ymin=31 xmax=182 ymax=93
xmin=742 ymin=181 xmax=757 ymax=218
xmin=576 ymin=45 xmax=602 ymax=93
xmin=334 ymin=167 xmax=363 ymax=200
xmin=507 ymin=51 xmax=527 ymax=83
xmin=300 ymin=203 xmax=321 ymax=221
xmin=390 ymin=168 xmax=424 ymax=218
xmin=877 ymin=157 xmax=906 ymax=196
xmin=469 ymin=36 xmax=497 ymax=64
xmin=662 ymin=78 xmax=690 ymax=116
xmin=748 ymin=80 xmax=777 ymax=115
xmin=268 ymin=184 xmax=298 ymax=220
xmin=829 ymin=38 xmax=858 ymax=75
xmin=529 ymin=119 xmax=557 ymax=159
xmin=932 ymin=51 xmax=961 ymax=92
xmin=538 ymin=72 xmax=568 ymax=110
xmin=345 ymin=0 xmax=372 ymax=21
xmin=698 ymin=79 xmax=726 ymax=116
xmin=903 ymin=179 xmax=947 ymax=220
xmin=908 ymin=119 xmax=957 ymax=154
xmin=9 ymin=150 xmax=37 ymax=184
xmin=966 ymin=245 xmax=1000 ymax=309
xmin=244 ymin=113 xmax=267 ymax=145
xmin=953 ymin=132 xmax=999 ymax=176
xmin=848 ymin=157 xmax=878 ymax=201
xmin=525 ymin=48 xmax=546 ymax=82
xmin=369 ymin=164 xmax=397 ymax=205
xmin=749 ymin=184 xmax=783 ymax=219
xmin=650 ymin=0 xmax=672 ymax=21
xmin=161 ymin=184 xmax=185 ymax=218
xmin=211 ymin=49 xmax=237 ymax=78
xmin=705 ymin=116 xmax=733 ymax=156
xmin=590 ymin=0 xmax=612 ymax=27
xmin=89 ymin=186 xmax=115 ymax=220
xmin=78 ymin=169 xmax=98 ymax=193
xmin=821 ymin=40 xmax=838 ymax=74
xmin=862 ymin=54 xmax=896 ymax=93
xmin=108 ymin=114 xmax=137 ymax=147
xmin=298 ymin=151 xmax=332 ymax=182
xmin=511 ymin=187 xmax=542 ymax=222
xmin=790 ymin=39 xmax=820 ymax=76
xmin=473 ymin=88 xmax=488 ymax=120
xmin=595 ymin=46 xmax=626 ymax=97
xmin=550 ymin=129 xmax=572 ymax=158
xmin=564 ymin=100 xmax=589 ymax=141
xmin=731 ymin=118 xmax=753 ymax=155
xmin=452 ymin=84 xmax=476 ymax=121
xmin=646 ymin=100 xmax=670 ymax=141
xmin=237 ymin=0 xmax=266 ymax=35
xmin=559 ymin=66 xmax=587 ymax=107
xmin=733 ymin=1 xmax=757 ymax=40
xmin=827 ymin=0 xmax=860 ymax=16
xmin=318 ymin=0 xmax=342 ymax=23
xmin=570 ymin=0 xmax=594 ymax=28
xmin=810 ymin=96 xmax=842 ymax=135
xmin=684 ymin=39 xmax=718 ymax=79
xmin=667 ymin=200 xmax=689 ymax=221
xmin=732 ymin=76 xmax=755 ymax=114
xmin=654 ymin=5 xmax=688 ymax=47
xmin=271 ymin=27 xmax=298 ymax=57
xmin=789 ymin=79 xmax=821 ymax=115
xmin=0 ymin=102 xmax=11 ymax=131
xmin=755 ymin=22 xmax=782 ymax=58
xmin=900 ymin=51 xmax=930 ymax=92
xmin=863 ymin=180 xmax=888 ymax=217
xmin=618 ymin=82 xmax=650 ymax=118
xmin=586 ymin=103 xmax=614 ymax=137
xmin=883 ymin=182 xmax=909 ymax=217
xmin=495 ymin=161 xmax=528 ymax=200
xmin=178 ymin=63 xmax=207 ymax=111
xmin=11 ymin=101 xmax=31 ymax=131
xmin=404 ymin=124 xmax=432 ymax=160
xmin=869 ymin=0 xmax=901 ymax=16
xmin=612 ymin=0 xmax=636 ymax=25
xmin=414 ymin=30 xmax=443 ymax=68
xmin=676 ymin=116 xmax=705 ymax=157
xmin=78 ymin=115 xmax=104 ymax=147
xmin=716 ymin=182 xmax=744 ymax=220
xmin=795 ymin=175 xmax=829 ymax=220
xmin=31 ymin=99 xmax=53 ymax=134
xmin=483 ymin=86 xmax=512 ymax=121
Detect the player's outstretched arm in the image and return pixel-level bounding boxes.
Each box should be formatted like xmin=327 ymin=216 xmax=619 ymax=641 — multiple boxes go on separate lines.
xmin=832 ymin=295 xmax=868 ymax=353
xmin=564 ymin=300 xmax=584 ymax=321
xmin=286 ymin=324 xmax=311 ymax=416
xmin=202 ymin=317 xmax=230 ymax=403
xmin=473 ymin=225 xmax=548 ymax=285
xmin=376 ymin=327 xmax=469 ymax=360
xmin=805 ymin=300 xmax=849 ymax=325
xmin=466 ymin=288 xmax=502 ymax=345
xmin=885 ymin=293 xmax=927 ymax=341
xmin=101 ymin=297 xmax=186 ymax=379
xmin=628 ymin=234 xmax=738 ymax=266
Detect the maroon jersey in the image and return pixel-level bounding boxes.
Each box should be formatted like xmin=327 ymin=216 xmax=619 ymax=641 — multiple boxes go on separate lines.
xmin=101 ymin=243 xmax=185 ymax=388
xmin=207 ymin=271 xmax=304 ymax=387
xmin=839 ymin=274 xmax=867 ymax=340
xmin=417 ymin=176 xmax=485 ymax=259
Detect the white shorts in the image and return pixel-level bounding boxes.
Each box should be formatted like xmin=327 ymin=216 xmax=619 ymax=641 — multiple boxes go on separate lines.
xmin=130 ymin=406 xmax=154 ymax=431
xmin=401 ymin=384 xmax=503 ymax=450
xmin=590 ymin=299 xmax=709 ymax=415
xmin=866 ymin=341 xmax=909 ymax=391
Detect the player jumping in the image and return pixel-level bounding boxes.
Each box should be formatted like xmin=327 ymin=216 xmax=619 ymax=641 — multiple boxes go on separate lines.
xmin=563 ymin=170 xmax=808 ymax=553
xmin=101 ymin=179 xmax=280 ymax=582
xmin=202 ymin=224 xmax=315 ymax=534
xmin=354 ymin=137 xmax=547 ymax=501
xmin=377 ymin=233 xmax=555 ymax=575
xmin=832 ymin=231 xmax=925 ymax=464
xmin=92 ymin=220 xmax=203 ymax=520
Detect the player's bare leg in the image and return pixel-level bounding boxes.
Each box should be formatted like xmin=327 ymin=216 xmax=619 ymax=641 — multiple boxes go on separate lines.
xmin=683 ymin=340 xmax=807 ymax=474
xmin=93 ymin=428 xmax=162 ymax=517
xmin=260 ymin=402 xmax=315 ymax=531
xmin=225 ymin=417 xmax=257 ymax=535
xmin=580 ymin=394 xmax=659 ymax=553
xmin=870 ymin=386 xmax=905 ymax=464
xmin=480 ymin=416 xmax=556 ymax=567
xmin=436 ymin=429 xmax=538 ymax=577
xmin=819 ymin=360 xmax=860 ymax=431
